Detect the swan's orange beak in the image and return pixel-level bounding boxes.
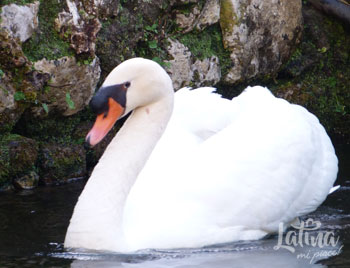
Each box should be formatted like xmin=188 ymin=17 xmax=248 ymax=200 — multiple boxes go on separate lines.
xmin=85 ymin=98 xmax=124 ymax=147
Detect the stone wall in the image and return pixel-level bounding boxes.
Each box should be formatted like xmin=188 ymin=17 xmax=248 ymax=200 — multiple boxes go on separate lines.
xmin=0 ymin=0 xmax=349 ymax=190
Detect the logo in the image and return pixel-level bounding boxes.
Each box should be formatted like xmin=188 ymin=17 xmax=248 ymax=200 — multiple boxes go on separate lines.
xmin=274 ymin=218 xmax=343 ymax=264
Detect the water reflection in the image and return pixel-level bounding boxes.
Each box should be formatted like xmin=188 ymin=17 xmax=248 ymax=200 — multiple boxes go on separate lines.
xmin=59 ymin=207 xmax=348 ymax=268
xmin=65 ymin=237 xmax=341 ymax=268
xmin=0 ymin=145 xmax=349 ymax=267
xmin=69 ymin=249 xmax=328 ymax=268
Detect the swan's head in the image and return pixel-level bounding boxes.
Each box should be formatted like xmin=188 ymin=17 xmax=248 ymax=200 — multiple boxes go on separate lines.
xmin=86 ymin=58 xmax=173 ymax=147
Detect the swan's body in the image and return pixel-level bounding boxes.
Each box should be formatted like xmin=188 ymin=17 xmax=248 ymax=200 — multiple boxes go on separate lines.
xmin=65 ymin=58 xmax=338 ymax=252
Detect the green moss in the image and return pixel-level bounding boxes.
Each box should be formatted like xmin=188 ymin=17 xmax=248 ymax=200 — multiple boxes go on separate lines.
xmin=13 ymin=112 xmax=85 ymax=144
xmin=22 ymin=0 xmax=73 ymax=61
xmin=0 ymin=134 xmax=38 ymax=189
xmin=134 ymin=21 xmax=170 ymax=67
xmin=96 ymin=8 xmax=143 ymax=78
xmin=2 ymin=0 xmax=36 ymax=5
xmin=0 ymin=28 xmax=33 ymax=93
xmin=174 ymin=0 xmax=206 ymax=16
xmin=0 ymin=135 xmax=12 ymax=186
xmin=219 ymin=0 xmax=237 ymax=49
xmin=38 ymin=142 xmax=86 ymax=184
xmin=178 ymin=24 xmax=232 ymax=76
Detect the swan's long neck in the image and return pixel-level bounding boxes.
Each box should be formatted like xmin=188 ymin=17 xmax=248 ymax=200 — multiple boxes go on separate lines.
xmin=65 ymin=94 xmax=173 ymax=252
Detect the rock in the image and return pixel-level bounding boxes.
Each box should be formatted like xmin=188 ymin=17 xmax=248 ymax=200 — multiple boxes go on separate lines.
xmin=55 ymin=0 xmax=102 ymax=56
xmin=170 ymin=0 xmax=197 ymax=5
xmin=275 ymin=83 xmax=311 ymax=106
xmin=175 ymin=0 xmax=220 ymax=32
xmin=196 ymin=0 xmax=221 ymax=31
xmin=96 ymin=0 xmax=168 ymax=78
xmin=33 ymin=56 xmax=101 ymax=116
xmin=8 ymin=135 xmax=38 ymax=174
xmin=0 ymin=26 xmax=29 ymax=72
xmin=192 ymin=56 xmax=221 ymax=87
xmin=220 ymin=0 xmax=303 ymax=83
xmin=0 ymin=1 xmax=40 ymax=42
xmin=132 ymin=0 xmax=168 ymax=24
xmin=0 ymin=70 xmax=50 ymax=131
xmin=166 ymin=39 xmax=193 ymax=89
xmin=176 ymin=6 xmax=201 ymax=32
xmin=0 ymin=134 xmax=38 ymax=189
xmin=0 ymin=74 xmax=24 ymax=132
xmin=309 ymin=0 xmax=350 ymax=25
xmin=0 ymin=27 xmax=49 ymax=132
xmin=165 ymin=39 xmax=221 ymax=89
xmin=13 ymin=171 xmax=39 ymax=190
xmin=280 ymin=6 xmax=330 ymax=79
xmin=0 ymin=74 xmax=16 ymax=113
xmin=38 ymin=142 xmax=86 ymax=185
xmin=83 ymin=0 xmax=120 ymax=18
xmin=0 ymin=144 xmax=10 ymax=188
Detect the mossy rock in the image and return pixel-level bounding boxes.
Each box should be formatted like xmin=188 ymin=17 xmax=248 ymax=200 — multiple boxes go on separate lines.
xmin=0 ymin=134 xmax=38 ymax=189
xmin=13 ymin=111 xmax=89 ymax=144
xmin=96 ymin=9 xmax=143 ymax=79
xmin=38 ymin=142 xmax=86 ymax=185
xmin=22 ymin=0 xmax=73 ymax=61
xmin=96 ymin=0 xmax=171 ymax=79
xmin=0 ymin=27 xmax=51 ymax=134
xmin=1 ymin=0 xmax=37 ymax=5
xmin=178 ymin=24 xmax=232 ymax=77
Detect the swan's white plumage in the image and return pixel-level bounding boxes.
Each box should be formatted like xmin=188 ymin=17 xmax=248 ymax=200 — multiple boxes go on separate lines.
xmin=65 ymin=58 xmax=338 ymax=252
xmin=123 ymin=85 xmax=338 ymax=250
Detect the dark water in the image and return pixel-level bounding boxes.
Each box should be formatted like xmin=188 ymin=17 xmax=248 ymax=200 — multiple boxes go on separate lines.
xmin=0 ymin=145 xmax=349 ymax=268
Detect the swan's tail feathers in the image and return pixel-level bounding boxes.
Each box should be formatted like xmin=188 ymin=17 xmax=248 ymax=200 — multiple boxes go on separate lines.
xmin=329 ymin=185 xmax=340 ymax=194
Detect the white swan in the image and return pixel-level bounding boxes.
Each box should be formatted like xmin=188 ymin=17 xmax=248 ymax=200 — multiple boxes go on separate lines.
xmin=64 ymin=58 xmax=338 ymax=252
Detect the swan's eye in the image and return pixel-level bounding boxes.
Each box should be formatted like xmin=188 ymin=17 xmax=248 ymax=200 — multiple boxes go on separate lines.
xmin=124 ymin=82 xmax=131 ymax=88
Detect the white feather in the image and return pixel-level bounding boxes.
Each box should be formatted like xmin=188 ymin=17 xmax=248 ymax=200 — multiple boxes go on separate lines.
xmin=123 ymin=85 xmax=338 ymax=250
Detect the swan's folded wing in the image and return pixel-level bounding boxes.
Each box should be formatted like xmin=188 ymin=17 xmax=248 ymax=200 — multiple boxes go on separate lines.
xmin=180 ymin=86 xmax=338 ymax=232
xmin=172 ymin=87 xmax=235 ymax=142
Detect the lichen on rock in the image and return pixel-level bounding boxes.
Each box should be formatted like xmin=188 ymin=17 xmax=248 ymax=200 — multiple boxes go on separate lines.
xmin=165 ymin=38 xmax=221 ymax=89
xmin=175 ymin=5 xmax=201 ymax=32
xmin=175 ymin=0 xmax=220 ymax=32
xmin=83 ymin=0 xmax=120 ymax=18
xmin=0 ymin=27 xmax=42 ymax=132
xmin=0 ymin=1 xmax=40 ymax=42
xmin=196 ymin=0 xmax=220 ymax=31
xmin=192 ymin=56 xmax=221 ymax=87
xmin=220 ymin=0 xmax=303 ymax=83
xmin=0 ymin=74 xmax=23 ymax=132
xmin=33 ymin=56 xmax=101 ymax=116
xmin=55 ymin=0 xmax=102 ymax=56
xmin=165 ymin=39 xmax=193 ymax=89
